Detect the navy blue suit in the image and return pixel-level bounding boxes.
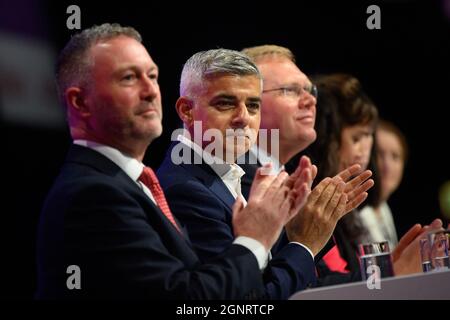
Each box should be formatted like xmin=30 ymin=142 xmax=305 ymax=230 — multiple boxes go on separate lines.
xmin=157 ymin=143 xmax=316 ymax=300
xmin=36 ymin=144 xmax=265 ymax=299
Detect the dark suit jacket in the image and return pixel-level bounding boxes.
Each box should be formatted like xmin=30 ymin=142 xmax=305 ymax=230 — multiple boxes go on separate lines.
xmin=36 ymin=144 xmax=265 ymax=299
xmin=157 ymin=143 xmax=316 ymax=300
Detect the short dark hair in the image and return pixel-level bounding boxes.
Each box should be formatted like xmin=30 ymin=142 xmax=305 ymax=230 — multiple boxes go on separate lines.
xmin=56 ymin=23 xmax=142 ymax=108
xmin=180 ymin=48 xmax=261 ymax=98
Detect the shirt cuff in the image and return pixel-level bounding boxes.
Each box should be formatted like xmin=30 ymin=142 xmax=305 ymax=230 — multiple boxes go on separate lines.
xmin=233 ymin=236 xmax=269 ymax=270
xmin=289 ymin=242 xmax=315 ymax=260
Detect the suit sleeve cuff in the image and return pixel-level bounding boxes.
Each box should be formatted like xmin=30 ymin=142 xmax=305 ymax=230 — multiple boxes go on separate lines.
xmin=289 ymin=242 xmax=315 ymax=260
xmin=233 ymin=236 xmax=269 ymax=270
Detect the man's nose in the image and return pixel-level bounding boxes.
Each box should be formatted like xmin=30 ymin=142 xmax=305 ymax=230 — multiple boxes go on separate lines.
xmin=298 ymin=92 xmax=316 ymax=110
xmin=140 ymin=75 xmax=159 ymax=100
xmin=231 ymin=104 xmax=250 ymax=128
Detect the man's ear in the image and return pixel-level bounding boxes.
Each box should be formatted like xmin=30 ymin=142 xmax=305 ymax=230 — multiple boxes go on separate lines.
xmin=176 ymin=96 xmax=194 ymax=127
xmin=65 ymin=87 xmax=91 ymax=117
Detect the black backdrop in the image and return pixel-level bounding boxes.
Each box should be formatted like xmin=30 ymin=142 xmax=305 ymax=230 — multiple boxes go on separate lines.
xmin=2 ymin=0 xmax=449 ymax=299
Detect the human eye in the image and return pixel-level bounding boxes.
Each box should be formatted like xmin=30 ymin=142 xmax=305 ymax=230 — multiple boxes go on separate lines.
xmin=282 ymin=86 xmax=299 ymax=96
xmin=213 ymin=100 xmax=235 ymax=110
xmin=148 ymin=71 xmax=158 ymax=82
xmin=304 ymin=83 xmax=315 ymax=95
xmin=247 ymin=102 xmax=261 ymax=113
xmin=352 ymin=135 xmax=362 ymax=143
xmin=120 ymin=69 xmax=140 ymax=85
xmin=121 ymin=72 xmax=137 ymax=82
xmin=392 ymin=152 xmax=401 ymax=161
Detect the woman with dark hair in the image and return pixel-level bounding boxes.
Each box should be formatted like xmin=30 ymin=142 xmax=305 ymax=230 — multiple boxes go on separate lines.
xmin=287 ymin=73 xmax=382 ymax=278
xmin=308 ymin=74 xmax=381 ymax=272
xmin=359 ymin=119 xmax=409 ymax=250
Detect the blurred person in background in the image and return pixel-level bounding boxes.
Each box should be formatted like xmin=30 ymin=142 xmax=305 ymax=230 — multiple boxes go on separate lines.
xmin=359 ymin=119 xmax=409 ymax=249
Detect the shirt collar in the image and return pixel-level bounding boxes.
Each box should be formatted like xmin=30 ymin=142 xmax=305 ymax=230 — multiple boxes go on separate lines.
xmin=73 ymin=139 xmax=144 ymax=181
xmin=177 ymin=134 xmax=244 ymax=179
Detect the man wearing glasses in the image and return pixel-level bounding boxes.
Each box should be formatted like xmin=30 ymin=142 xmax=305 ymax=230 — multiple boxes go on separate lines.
xmin=240 ymin=45 xmax=372 ymax=284
xmin=240 ymin=45 xmax=318 ymax=176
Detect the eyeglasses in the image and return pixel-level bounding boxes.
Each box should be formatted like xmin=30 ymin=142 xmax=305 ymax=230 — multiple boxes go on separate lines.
xmin=262 ymin=83 xmax=318 ymax=99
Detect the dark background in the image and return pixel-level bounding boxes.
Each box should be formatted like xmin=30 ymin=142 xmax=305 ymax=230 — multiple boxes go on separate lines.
xmin=2 ymin=0 xmax=449 ymax=299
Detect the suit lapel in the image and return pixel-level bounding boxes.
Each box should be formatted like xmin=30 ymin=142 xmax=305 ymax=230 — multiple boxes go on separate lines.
xmin=66 ymin=144 xmax=188 ymax=239
xmin=182 ymin=161 xmax=236 ymax=210
xmin=168 ymin=141 xmax=237 ymax=210
xmin=165 ymin=141 xmax=242 ymax=211
xmin=208 ymin=174 xmax=236 ymax=210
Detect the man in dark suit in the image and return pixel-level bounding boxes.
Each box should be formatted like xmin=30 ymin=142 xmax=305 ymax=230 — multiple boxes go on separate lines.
xmin=36 ymin=24 xmax=306 ymax=299
xmin=157 ymin=49 xmax=373 ymax=299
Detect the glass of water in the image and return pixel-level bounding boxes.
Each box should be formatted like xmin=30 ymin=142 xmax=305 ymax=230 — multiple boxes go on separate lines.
xmin=428 ymin=229 xmax=450 ymax=271
xmin=420 ymin=237 xmax=433 ymax=272
xmin=359 ymin=241 xmax=395 ymax=280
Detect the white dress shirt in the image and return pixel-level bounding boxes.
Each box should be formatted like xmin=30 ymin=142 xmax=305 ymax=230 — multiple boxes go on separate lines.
xmin=360 ymin=202 xmax=399 ymax=249
xmin=177 ymin=135 xmax=247 ymax=205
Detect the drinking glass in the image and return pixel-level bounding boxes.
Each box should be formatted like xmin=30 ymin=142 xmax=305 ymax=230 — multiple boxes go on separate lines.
xmin=359 ymin=241 xmax=394 ymax=280
xmin=428 ymin=229 xmax=450 ymax=271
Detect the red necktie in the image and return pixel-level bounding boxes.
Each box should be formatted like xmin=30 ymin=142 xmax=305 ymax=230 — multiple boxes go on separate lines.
xmin=139 ymin=166 xmax=181 ymax=233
